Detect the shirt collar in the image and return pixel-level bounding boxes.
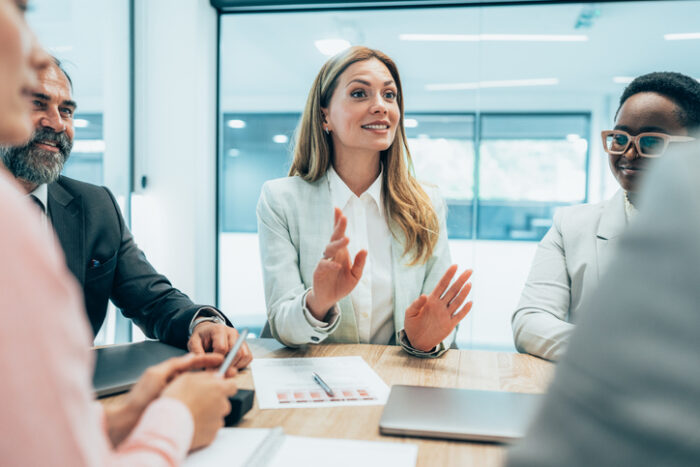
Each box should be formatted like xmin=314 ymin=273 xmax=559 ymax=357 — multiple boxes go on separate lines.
xmin=623 ymin=191 xmax=637 ymax=221
xmin=328 ymin=165 xmax=384 ymax=216
xmin=28 ymin=183 xmax=48 ymax=213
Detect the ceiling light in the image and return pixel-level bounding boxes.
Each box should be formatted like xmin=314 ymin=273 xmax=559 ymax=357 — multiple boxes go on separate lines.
xmin=613 ymin=77 xmax=634 ymax=84
xmin=272 ymin=134 xmax=289 ymax=144
xmin=315 ymin=39 xmax=351 ymax=56
xmin=228 ymin=148 xmax=241 ymax=158
xmin=664 ymin=32 xmax=700 ymax=40
xmin=426 ymin=78 xmax=559 ymax=91
xmin=73 ymin=118 xmax=89 ymax=128
xmin=400 ymin=34 xmax=588 ymax=42
xmin=72 ymin=140 xmax=105 ymax=153
xmin=404 ymin=118 xmax=419 ymax=128
xmin=227 ymin=119 xmax=246 ymax=129
xmin=49 ymin=45 xmax=74 ymax=53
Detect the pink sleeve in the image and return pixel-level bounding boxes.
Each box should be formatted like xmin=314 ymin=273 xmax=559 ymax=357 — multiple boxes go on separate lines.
xmin=0 ymin=169 xmax=193 ymax=466
xmin=112 ymin=398 xmax=194 ymax=466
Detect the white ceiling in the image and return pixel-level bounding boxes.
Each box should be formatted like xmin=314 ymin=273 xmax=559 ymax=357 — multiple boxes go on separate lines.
xmin=25 ymin=1 xmax=700 ymax=116
xmin=219 ymin=1 xmax=700 ymax=114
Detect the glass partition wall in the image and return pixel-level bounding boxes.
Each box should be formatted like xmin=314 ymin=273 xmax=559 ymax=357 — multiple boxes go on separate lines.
xmin=218 ymin=1 xmax=700 ymax=349
xmin=28 ymin=0 xmax=132 ymax=344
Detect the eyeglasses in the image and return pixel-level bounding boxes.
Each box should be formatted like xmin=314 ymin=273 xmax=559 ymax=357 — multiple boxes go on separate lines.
xmin=601 ymin=130 xmax=695 ymax=158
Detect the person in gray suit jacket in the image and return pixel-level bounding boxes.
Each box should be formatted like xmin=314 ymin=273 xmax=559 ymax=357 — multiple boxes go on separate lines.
xmin=0 ymin=59 xmax=252 ymax=368
xmin=257 ymin=46 xmax=473 ymax=357
xmin=512 ymin=72 xmax=700 ymax=361
xmin=507 ymin=141 xmax=700 ymax=467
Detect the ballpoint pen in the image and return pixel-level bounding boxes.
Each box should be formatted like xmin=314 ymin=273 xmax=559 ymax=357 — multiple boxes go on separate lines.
xmin=218 ymin=328 xmax=249 ymax=376
xmin=312 ymin=371 xmax=335 ymax=397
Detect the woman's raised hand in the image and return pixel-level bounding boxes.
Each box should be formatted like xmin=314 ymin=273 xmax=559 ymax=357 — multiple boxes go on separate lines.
xmin=306 ymin=207 xmax=367 ymax=320
xmin=404 ymin=265 xmax=473 ymax=352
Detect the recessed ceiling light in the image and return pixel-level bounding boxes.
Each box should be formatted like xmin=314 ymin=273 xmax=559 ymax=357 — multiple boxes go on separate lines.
xmin=426 ymin=78 xmax=559 ymax=91
xmin=228 ymin=148 xmax=241 ymax=158
xmin=315 ymin=39 xmax=351 ymax=56
xmin=404 ymin=118 xmax=419 ymax=128
xmin=400 ymin=34 xmax=588 ymax=42
xmin=73 ymin=118 xmax=89 ymax=128
xmin=273 ymin=134 xmax=289 ymax=144
xmin=49 ymin=45 xmax=74 ymax=53
xmin=227 ymin=119 xmax=246 ymax=129
xmin=664 ymin=32 xmax=700 ymax=40
xmin=72 ymin=139 xmax=105 ymax=153
xmin=613 ymin=76 xmax=634 ymax=84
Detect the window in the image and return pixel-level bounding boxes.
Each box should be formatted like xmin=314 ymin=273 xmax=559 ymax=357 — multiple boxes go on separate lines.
xmin=218 ymin=1 xmax=700 ymax=349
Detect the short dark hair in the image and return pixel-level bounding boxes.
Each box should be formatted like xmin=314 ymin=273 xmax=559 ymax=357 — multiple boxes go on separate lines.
xmin=616 ymin=72 xmax=700 ymax=132
xmin=51 ymin=56 xmax=73 ymax=90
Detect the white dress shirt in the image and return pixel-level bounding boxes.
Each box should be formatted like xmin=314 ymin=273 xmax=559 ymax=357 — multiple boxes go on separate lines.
xmin=305 ymin=166 xmax=395 ymax=344
xmin=28 ymin=183 xmax=48 ymax=230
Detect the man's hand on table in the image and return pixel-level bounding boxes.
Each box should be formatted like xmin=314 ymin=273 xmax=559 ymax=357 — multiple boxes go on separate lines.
xmin=104 ymin=353 xmax=226 ymax=447
xmin=188 ymin=323 xmax=253 ymax=376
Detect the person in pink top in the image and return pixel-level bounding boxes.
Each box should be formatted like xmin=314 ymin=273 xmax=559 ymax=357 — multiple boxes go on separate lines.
xmin=0 ymin=1 xmax=238 ymax=465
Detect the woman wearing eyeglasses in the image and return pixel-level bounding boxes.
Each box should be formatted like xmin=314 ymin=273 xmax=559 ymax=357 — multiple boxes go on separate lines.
xmin=512 ymin=72 xmax=700 ymax=361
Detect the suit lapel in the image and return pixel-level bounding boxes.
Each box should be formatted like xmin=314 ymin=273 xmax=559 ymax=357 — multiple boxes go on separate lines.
xmin=595 ymin=190 xmax=627 ymax=279
xmin=47 ymin=179 xmax=85 ymax=285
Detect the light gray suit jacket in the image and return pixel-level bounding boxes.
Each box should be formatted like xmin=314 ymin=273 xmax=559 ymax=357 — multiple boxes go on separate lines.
xmin=512 ymin=190 xmax=627 ymax=361
xmin=256 ymin=173 xmax=455 ymax=357
xmin=507 ymin=144 xmax=700 ymax=467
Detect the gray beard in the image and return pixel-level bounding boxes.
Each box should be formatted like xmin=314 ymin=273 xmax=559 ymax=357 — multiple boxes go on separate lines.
xmin=0 ymin=137 xmax=71 ymax=186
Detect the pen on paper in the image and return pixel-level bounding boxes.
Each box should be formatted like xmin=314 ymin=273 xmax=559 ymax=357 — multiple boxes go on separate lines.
xmin=312 ymin=371 xmax=335 ymax=397
xmin=218 ymin=328 xmax=248 ymax=376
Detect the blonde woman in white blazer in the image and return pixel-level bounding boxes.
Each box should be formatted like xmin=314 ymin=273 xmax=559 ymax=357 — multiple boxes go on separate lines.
xmin=512 ymin=71 xmax=700 ymax=361
xmin=257 ymin=47 xmax=473 ymax=357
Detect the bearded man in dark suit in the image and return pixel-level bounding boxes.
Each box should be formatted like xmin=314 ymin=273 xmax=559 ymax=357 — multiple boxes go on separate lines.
xmin=0 ymin=59 xmax=251 ymax=370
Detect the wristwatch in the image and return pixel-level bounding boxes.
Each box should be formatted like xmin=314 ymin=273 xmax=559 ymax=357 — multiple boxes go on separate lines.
xmin=189 ymin=315 xmax=226 ymax=336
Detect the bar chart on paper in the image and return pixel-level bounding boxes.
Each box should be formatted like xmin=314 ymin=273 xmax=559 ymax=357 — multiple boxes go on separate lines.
xmin=250 ymin=356 xmax=390 ymax=409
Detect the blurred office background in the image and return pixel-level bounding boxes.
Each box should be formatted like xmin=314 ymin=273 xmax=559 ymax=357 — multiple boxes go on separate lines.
xmin=28 ymin=0 xmax=700 ymax=350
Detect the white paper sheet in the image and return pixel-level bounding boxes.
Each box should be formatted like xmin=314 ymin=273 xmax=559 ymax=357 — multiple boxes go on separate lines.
xmin=184 ymin=428 xmax=418 ymax=467
xmin=251 ymin=356 xmax=390 ymax=409
xmin=184 ymin=428 xmax=270 ymax=467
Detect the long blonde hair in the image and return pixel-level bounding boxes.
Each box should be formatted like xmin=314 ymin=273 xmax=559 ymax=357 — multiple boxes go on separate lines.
xmin=289 ymin=46 xmax=439 ymax=265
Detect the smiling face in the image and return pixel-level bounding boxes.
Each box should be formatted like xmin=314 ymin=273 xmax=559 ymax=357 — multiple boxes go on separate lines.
xmin=321 ymin=58 xmax=401 ymax=162
xmin=0 ymin=63 xmax=76 ymax=187
xmin=610 ymin=92 xmax=688 ymax=193
xmin=0 ymin=0 xmax=50 ymax=145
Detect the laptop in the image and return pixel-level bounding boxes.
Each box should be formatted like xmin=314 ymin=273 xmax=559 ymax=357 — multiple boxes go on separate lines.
xmin=92 ymin=340 xmax=186 ymax=398
xmin=379 ymin=385 xmax=543 ymax=443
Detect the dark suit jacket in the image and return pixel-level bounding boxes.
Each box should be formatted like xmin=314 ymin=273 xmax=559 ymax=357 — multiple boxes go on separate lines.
xmin=507 ymin=144 xmax=700 ymax=466
xmin=47 ymin=176 xmax=224 ymax=349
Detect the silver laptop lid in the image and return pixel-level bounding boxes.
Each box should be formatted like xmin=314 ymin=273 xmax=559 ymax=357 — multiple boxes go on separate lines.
xmin=379 ymin=385 xmax=543 ymax=443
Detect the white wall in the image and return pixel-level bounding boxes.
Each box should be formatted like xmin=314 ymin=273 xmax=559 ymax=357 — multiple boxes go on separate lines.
xmin=131 ymin=0 xmax=218 ymax=306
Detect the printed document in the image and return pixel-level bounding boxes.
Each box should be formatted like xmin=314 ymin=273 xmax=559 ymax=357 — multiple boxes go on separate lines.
xmin=251 ymin=356 xmax=390 ymax=409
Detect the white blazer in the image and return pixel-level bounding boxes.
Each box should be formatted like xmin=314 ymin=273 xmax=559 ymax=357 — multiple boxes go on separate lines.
xmin=512 ymin=190 xmax=627 ymax=361
xmin=256 ymin=172 xmax=455 ymax=357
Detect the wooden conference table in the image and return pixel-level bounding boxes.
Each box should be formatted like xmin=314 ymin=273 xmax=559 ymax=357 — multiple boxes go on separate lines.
xmin=103 ymin=339 xmax=554 ymax=467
